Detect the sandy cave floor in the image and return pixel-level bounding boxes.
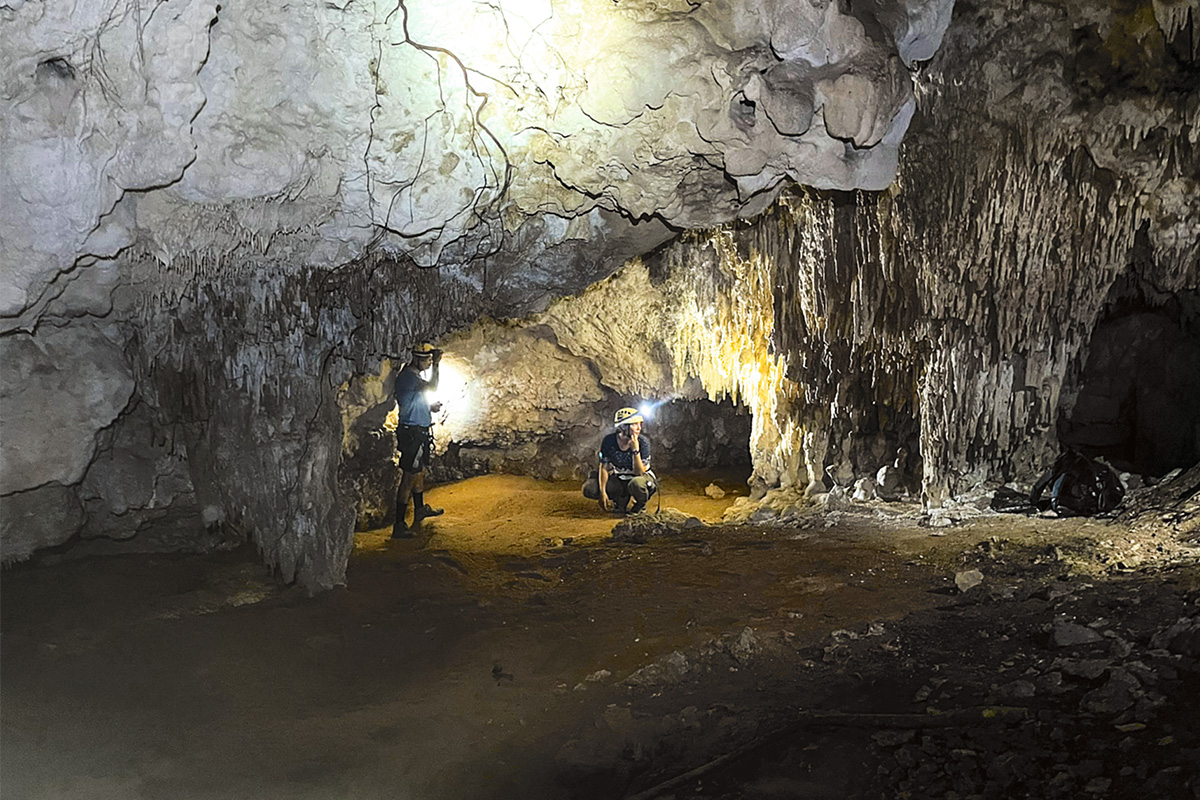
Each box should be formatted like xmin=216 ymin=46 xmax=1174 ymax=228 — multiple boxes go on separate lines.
xmin=2 ymin=471 xmax=1200 ymax=800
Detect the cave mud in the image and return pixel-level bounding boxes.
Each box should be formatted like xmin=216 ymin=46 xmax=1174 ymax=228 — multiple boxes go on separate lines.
xmin=3 ymin=471 xmax=1198 ymax=799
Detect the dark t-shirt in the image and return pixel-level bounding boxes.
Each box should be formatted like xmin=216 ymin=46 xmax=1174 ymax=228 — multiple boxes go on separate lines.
xmin=599 ymin=432 xmax=652 ymax=478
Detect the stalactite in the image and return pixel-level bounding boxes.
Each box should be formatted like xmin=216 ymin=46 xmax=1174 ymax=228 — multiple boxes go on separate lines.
xmin=631 ymin=1 xmax=1198 ymax=508
xmin=121 ymin=243 xmax=491 ymax=590
xmin=1153 ymin=0 xmax=1199 ymax=59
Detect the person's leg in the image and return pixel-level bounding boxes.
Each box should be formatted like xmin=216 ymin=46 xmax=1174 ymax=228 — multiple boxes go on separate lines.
xmin=412 ymin=470 xmax=425 ymax=516
xmin=607 ymin=479 xmax=632 ymax=513
xmin=582 ymin=476 xmax=601 ymax=500
xmin=393 ymin=470 xmax=416 ymax=537
xmin=412 ymin=470 xmax=443 ymax=522
xmin=627 ymin=476 xmax=655 ymax=513
xmin=412 ymin=432 xmax=443 ymax=522
xmin=393 ymin=427 xmax=420 ymax=538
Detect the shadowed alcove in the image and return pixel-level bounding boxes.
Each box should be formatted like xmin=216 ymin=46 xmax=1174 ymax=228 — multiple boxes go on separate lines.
xmin=1061 ymin=276 xmax=1200 ymax=478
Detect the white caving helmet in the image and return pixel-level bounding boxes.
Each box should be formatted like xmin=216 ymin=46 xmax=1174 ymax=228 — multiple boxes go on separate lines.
xmin=614 ymin=407 xmax=645 ymax=428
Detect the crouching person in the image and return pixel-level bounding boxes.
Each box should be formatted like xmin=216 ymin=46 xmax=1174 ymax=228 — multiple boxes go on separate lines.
xmin=583 ymin=407 xmax=658 ymax=514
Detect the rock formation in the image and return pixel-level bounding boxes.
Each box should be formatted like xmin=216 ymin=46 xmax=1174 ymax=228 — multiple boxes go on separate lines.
xmin=2 ymin=0 xmax=1197 ymax=591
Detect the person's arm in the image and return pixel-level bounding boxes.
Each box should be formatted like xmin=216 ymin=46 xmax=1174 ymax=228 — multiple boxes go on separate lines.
xmin=417 ymin=352 xmax=442 ymax=391
xmin=427 ymin=350 xmax=441 ymax=391
xmin=394 ymin=367 xmax=411 ymax=410
xmin=629 ymin=431 xmax=647 ymax=476
xmin=598 ymin=461 xmax=612 ymax=510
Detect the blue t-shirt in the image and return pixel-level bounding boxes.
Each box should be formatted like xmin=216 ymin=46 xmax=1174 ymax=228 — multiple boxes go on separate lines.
xmin=395 ymin=367 xmax=432 ymax=427
xmin=599 ymin=432 xmax=651 ymax=478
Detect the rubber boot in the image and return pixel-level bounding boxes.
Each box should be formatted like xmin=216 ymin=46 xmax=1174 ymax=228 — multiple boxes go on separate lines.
xmin=391 ymin=490 xmax=414 ymax=539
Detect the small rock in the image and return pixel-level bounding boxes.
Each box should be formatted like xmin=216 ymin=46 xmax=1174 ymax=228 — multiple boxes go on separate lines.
xmin=612 ymin=508 xmax=701 ymax=542
xmin=913 ymin=678 xmax=947 ymax=702
xmin=876 ymin=464 xmax=905 ymax=500
xmin=1120 ymin=472 xmax=1144 ymax=491
xmin=823 ymin=644 xmax=852 ymax=663
xmin=803 ymin=480 xmax=826 ymax=499
xmin=704 ymin=482 xmax=726 ymax=499
xmin=1150 ymin=616 xmax=1200 ymax=656
xmin=1056 ymin=658 xmax=1112 ymax=679
xmin=955 ymin=570 xmax=985 ymax=593
xmin=1036 ymin=672 xmax=1067 ymax=694
xmin=731 ymin=627 xmax=759 ymax=662
xmin=1054 ymin=620 xmax=1105 ymax=647
xmin=585 ymin=669 xmax=612 ymax=683
xmin=873 ymin=729 xmax=916 ymax=747
xmin=1114 ymin=722 xmax=1146 ymax=732
xmin=816 ymin=486 xmax=850 ymax=510
xmin=624 ymin=651 xmax=691 ymax=688
xmin=852 ymin=477 xmax=877 ymax=501
xmin=1001 ymin=679 xmax=1037 ymax=698
xmin=1080 ymin=669 xmax=1139 ymax=715
xmin=749 ymin=506 xmax=779 ymax=523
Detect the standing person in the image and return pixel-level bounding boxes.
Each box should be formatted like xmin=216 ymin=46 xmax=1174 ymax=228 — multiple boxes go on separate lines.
xmin=583 ymin=407 xmax=658 ymax=514
xmin=392 ymin=342 xmax=445 ymax=538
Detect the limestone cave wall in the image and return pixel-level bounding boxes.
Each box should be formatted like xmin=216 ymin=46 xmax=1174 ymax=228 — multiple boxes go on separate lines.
xmin=656 ymin=0 xmax=1200 ymax=511
xmin=334 ymin=0 xmax=1200 ymax=523
xmin=1 ymin=0 xmax=949 ymax=589
xmin=2 ymin=0 xmax=1197 ymax=591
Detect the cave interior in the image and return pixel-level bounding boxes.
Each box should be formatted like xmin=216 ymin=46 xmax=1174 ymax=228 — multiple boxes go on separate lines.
xmin=2 ymin=0 xmax=1199 ymax=796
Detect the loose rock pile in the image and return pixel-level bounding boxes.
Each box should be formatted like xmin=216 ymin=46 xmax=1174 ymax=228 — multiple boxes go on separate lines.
xmin=865 ymin=589 xmax=1200 ymax=799
xmin=560 ymin=542 xmax=1200 ymax=799
xmin=612 ymin=509 xmax=706 ymax=544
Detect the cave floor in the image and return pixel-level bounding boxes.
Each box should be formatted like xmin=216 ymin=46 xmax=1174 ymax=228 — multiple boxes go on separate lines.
xmin=3 ymin=472 xmax=1199 ymax=800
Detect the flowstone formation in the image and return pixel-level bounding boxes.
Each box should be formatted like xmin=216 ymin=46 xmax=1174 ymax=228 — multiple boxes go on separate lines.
xmin=337 ymin=0 xmax=1200 ymax=528
xmin=1 ymin=0 xmax=948 ymax=587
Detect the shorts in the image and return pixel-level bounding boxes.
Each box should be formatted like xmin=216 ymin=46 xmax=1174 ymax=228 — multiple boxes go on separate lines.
xmin=396 ymin=424 xmax=433 ymax=473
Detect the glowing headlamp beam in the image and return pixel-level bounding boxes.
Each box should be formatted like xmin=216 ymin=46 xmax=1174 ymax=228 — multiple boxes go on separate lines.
xmin=637 ymin=398 xmax=670 ymax=420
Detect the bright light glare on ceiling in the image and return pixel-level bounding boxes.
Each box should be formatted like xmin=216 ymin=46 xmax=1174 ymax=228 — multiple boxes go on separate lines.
xmin=425 ymin=358 xmax=470 ymax=422
xmin=638 ymin=398 xmax=671 ymax=420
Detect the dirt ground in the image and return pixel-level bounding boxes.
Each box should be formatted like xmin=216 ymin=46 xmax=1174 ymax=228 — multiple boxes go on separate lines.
xmin=3 ymin=471 xmax=1199 ymax=799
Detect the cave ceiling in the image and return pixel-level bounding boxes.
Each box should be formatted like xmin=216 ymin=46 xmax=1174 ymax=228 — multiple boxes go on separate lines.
xmin=0 ymin=0 xmax=950 ymax=325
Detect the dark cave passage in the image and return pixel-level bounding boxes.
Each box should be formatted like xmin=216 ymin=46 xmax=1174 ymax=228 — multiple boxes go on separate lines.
xmin=1061 ymin=282 xmax=1200 ymax=477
